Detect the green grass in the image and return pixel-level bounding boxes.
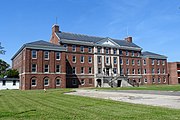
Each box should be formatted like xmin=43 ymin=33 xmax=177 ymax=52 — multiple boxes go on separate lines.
xmin=93 ymin=84 xmax=180 ymax=91
xmin=0 ymin=89 xmax=180 ymax=120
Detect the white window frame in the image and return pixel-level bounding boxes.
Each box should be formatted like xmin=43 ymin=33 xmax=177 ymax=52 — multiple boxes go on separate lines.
xmin=44 ymin=51 xmax=49 ymax=60
xmin=80 ymin=46 xmax=84 ymax=52
xmin=152 ymin=78 xmax=155 ymax=83
xmin=158 ymin=78 xmax=161 ymax=83
xmin=81 ymin=79 xmax=85 ymax=85
xmin=80 ymin=56 xmax=84 ymax=63
xmin=72 ymin=79 xmax=77 ymax=85
xmin=143 ymin=59 xmax=146 ymax=65
xmin=56 ymin=65 xmax=61 ymax=73
xmin=63 ymin=44 xmax=68 ymax=51
xmin=97 ymin=56 xmax=101 ymax=64
xmin=144 ymin=78 xmax=147 ymax=83
xmin=132 ymin=51 xmax=134 ymax=56
xmin=32 ymin=50 xmax=37 ymax=59
xmin=88 ymin=56 xmax=92 ymax=63
xmin=132 ymin=69 xmax=135 ymax=74
xmin=72 ymin=45 xmax=76 ymax=52
xmin=158 ymin=68 xmax=160 ymax=74
xmin=88 ymin=67 xmax=92 ymax=74
xmin=56 ymin=52 xmax=61 ymax=60
xmin=72 ymin=56 xmax=76 ymax=63
xmin=44 ymin=64 xmax=49 ymax=73
xmin=114 ymin=57 xmax=117 ymax=64
xmin=132 ymin=59 xmax=135 ymax=65
xmin=56 ymin=79 xmax=61 ymax=86
xmin=157 ymin=60 xmax=160 ymax=65
xmin=32 ymin=64 xmax=37 ymax=73
xmin=88 ymin=47 xmax=92 ymax=53
xmin=81 ymin=67 xmax=84 ymax=74
xmin=72 ymin=67 xmax=76 ymax=74
xmin=44 ymin=78 xmax=49 ymax=86
xmin=31 ymin=79 xmax=36 ymax=86
xmin=106 ymin=48 xmax=109 ymax=54
xmin=97 ymin=47 xmax=101 ymax=53
xmin=113 ymin=49 xmax=117 ymax=54
xmin=106 ymin=56 xmax=110 ymax=64
xmin=126 ymin=51 xmax=129 ymax=56
xmin=120 ymin=59 xmax=123 ymax=65
xmin=152 ymin=59 xmax=155 ymax=65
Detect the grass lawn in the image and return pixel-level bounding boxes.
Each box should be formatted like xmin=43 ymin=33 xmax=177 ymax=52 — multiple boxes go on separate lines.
xmin=93 ymin=84 xmax=180 ymax=91
xmin=0 ymin=89 xmax=180 ymax=120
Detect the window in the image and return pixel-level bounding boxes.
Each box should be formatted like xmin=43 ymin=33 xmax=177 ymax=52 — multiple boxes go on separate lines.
xmin=119 ymin=50 xmax=122 ymax=55
xmin=163 ymin=68 xmax=165 ymax=74
xmin=152 ymin=59 xmax=154 ymax=65
xmin=144 ymin=78 xmax=147 ymax=83
xmin=80 ymin=46 xmax=84 ymax=52
xmin=63 ymin=44 xmax=68 ymax=51
xmin=157 ymin=60 xmax=160 ymax=65
xmin=137 ymin=60 xmax=140 ymax=66
xmin=132 ymin=69 xmax=135 ymax=74
xmin=97 ymin=47 xmax=101 ymax=53
xmin=13 ymin=80 xmax=16 ymax=85
xmin=72 ymin=45 xmax=76 ymax=52
xmin=32 ymin=64 xmax=37 ymax=72
xmin=56 ymin=65 xmax=61 ymax=73
xmin=81 ymin=56 xmax=84 ymax=63
xmin=126 ymin=59 xmax=129 ymax=65
xmin=89 ymin=79 xmax=92 ymax=84
xmin=56 ymin=79 xmax=61 ymax=86
xmin=120 ymin=59 xmax=123 ymax=65
xmin=81 ymin=67 xmax=84 ymax=74
xmin=144 ymin=69 xmax=147 ymax=74
xmin=106 ymin=48 xmax=109 ymax=54
xmin=44 ymin=51 xmax=49 ymax=59
xmin=88 ymin=67 xmax=92 ymax=74
xmin=31 ymin=79 xmax=36 ymax=86
xmin=72 ymin=56 xmax=76 ymax=63
xmin=56 ymin=52 xmax=61 ymax=60
xmin=114 ymin=57 xmax=117 ymax=64
xmin=132 ymin=59 xmax=135 ymax=65
xmin=126 ymin=51 xmax=129 ymax=56
xmin=138 ymin=79 xmax=141 ymax=83
xmin=138 ymin=69 xmax=141 ymax=74
xmin=2 ymin=81 xmax=6 ymax=86
xmin=88 ymin=56 xmax=92 ymax=63
xmin=152 ymin=68 xmax=154 ymax=74
xmin=44 ymin=78 xmax=49 ymax=86
xmin=162 ymin=60 xmax=165 ymax=65
xmin=44 ymin=64 xmax=49 ymax=73
xmin=97 ymin=56 xmax=101 ymax=64
xmin=113 ymin=49 xmax=117 ymax=54
xmin=113 ymin=68 xmax=117 ymax=74
xmin=158 ymin=78 xmax=161 ymax=83
xmin=143 ymin=59 xmax=146 ymax=65
xmin=72 ymin=67 xmax=76 ymax=74
xmin=32 ymin=50 xmax=37 ymax=59
xmin=88 ymin=47 xmax=92 ymax=53
xmin=158 ymin=68 xmax=160 ymax=74
xmin=72 ymin=79 xmax=77 ymax=85
xmin=98 ymin=68 xmax=102 ymax=74
xmin=132 ymin=51 xmax=134 ymax=56
xmin=152 ymin=78 xmax=155 ymax=83
xmin=81 ymin=79 xmax=85 ymax=85
xmin=106 ymin=57 xmax=109 ymax=64
xmin=126 ymin=68 xmax=129 ymax=74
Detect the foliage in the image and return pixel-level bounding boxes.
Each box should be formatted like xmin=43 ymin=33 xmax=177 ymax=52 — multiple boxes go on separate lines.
xmin=6 ymin=69 xmax=19 ymax=78
xmin=0 ymin=59 xmax=10 ymax=78
xmin=0 ymin=89 xmax=180 ymax=120
xmin=0 ymin=42 xmax=5 ymax=55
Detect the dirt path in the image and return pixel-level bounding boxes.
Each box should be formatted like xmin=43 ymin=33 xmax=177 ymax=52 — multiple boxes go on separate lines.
xmin=66 ymin=89 xmax=180 ymax=109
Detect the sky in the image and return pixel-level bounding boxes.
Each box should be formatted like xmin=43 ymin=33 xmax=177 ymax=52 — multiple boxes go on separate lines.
xmin=0 ymin=0 xmax=180 ymax=65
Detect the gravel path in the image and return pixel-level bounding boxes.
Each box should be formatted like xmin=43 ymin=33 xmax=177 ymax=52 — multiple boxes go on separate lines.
xmin=66 ymin=89 xmax=180 ymax=109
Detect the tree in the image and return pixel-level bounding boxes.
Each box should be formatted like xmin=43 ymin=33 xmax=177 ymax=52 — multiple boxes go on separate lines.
xmin=0 ymin=42 xmax=5 ymax=54
xmin=0 ymin=59 xmax=10 ymax=78
xmin=6 ymin=69 xmax=19 ymax=78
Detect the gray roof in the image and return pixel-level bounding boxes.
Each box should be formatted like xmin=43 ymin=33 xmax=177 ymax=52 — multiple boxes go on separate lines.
xmin=142 ymin=51 xmax=167 ymax=59
xmin=12 ymin=40 xmax=66 ymax=60
xmin=56 ymin=32 xmax=141 ymax=49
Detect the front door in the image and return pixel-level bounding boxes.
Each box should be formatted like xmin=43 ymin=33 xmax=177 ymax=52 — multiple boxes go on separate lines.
xmin=106 ymin=68 xmax=109 ymax=76
xmin=117 ymin=80 xmax=121 ymax=87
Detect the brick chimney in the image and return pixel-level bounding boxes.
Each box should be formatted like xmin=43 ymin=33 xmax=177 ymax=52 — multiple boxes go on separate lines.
xmin=52 ymin=24 xmax=59 ymax=33
xmin=125 ymin=36 xmax=132 ymax=43
xmin=50 ymin=24 xmax=60 ymax=44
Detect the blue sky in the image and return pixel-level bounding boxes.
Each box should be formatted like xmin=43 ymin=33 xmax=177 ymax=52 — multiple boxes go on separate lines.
xmin=0 ymin=0 xmax=180 ymax=65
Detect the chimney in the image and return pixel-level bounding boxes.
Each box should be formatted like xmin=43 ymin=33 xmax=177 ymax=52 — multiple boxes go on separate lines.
xmin=52 ymin=24 xmax=59 ymax=33
xmin=125 ymin=36 xmax=132 ymax=43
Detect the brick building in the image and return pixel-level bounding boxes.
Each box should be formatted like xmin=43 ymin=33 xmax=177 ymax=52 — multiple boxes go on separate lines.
xmin=12 ymin=24 xmax=169 ymax=90
xmin=168 ymin=62 xmax=180 ymax=84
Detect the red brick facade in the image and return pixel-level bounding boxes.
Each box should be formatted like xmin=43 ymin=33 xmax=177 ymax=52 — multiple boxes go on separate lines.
xmin=168 ymin=62 xmax=180 ymax=84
